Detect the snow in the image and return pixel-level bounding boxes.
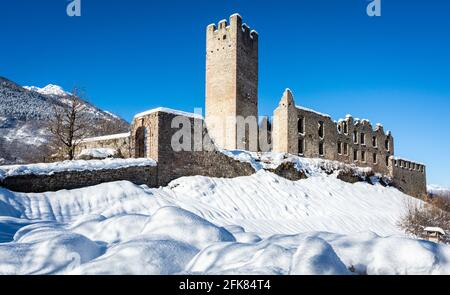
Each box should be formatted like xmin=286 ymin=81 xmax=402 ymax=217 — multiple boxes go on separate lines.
xmin=1 ymin=160 xmax=450 ymax=274
xmin=297 ymin=106 xmax=331 ymax=119
xmin=134 ymin=107 xmax=203 ymax=120
xmin=424 ymin=227 xmax=446 ymax=236
xmin=104 ymin=111 xmax=120 ymax=119
xmin=141 ymin=207 xmax=235 ymax=249
xmin=289 ymin=237 xmax=351 ymax=275
xmin=0 ymin=158 xmax=156 ymax=181
xmin=76 ymin=148 xmax=118 ymax=160
xmin=428 ymin=184 xmax=449 ymax=191
xmin=3 ymin=124 xmax=48 ymax=146
xmin=428 ymin=184 xmax=450 ymax=198
xmin=221 ymin=150 xmax=372 ymax=177
xmin=81 ymin=132 xmax=130 ymax=143
xmin=393 ymin=157 xmax=425 ymax=166
xmin=24 ymin=84 xmax=70 ymax=97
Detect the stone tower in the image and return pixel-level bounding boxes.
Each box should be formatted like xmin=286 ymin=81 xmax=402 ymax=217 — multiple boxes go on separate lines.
xmin=205 ymin=13 xmax=259 ymax=151
xmin=273 ymin=89 xmax=298 ymax=154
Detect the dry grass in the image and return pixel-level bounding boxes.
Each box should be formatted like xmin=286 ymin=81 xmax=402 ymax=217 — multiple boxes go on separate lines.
xmin=399 ymin=197 xmax=450 ymax=244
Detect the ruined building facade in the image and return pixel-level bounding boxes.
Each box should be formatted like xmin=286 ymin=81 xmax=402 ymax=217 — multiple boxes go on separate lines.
xmin=77 ymin=14 xmax=427 ymax=198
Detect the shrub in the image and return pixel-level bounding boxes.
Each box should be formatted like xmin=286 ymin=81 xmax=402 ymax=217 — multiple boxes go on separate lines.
xmin=399 ymin=198 xmax=450 ymax=244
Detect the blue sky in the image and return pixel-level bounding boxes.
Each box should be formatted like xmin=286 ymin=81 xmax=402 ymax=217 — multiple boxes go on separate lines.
xmin=0 ymin=0 xmax=449 ymax=187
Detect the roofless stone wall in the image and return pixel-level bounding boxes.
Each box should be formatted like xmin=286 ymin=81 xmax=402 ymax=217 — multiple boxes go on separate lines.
xmin=389 ymin=157 xmax=427 ymax=199
xmin=0 ymin=165 xmax=157 ymax=193
xmin=76 ymin=133 xmax=131 ymax=158
xmin=131 ymin=110 xmax=255 ymax=186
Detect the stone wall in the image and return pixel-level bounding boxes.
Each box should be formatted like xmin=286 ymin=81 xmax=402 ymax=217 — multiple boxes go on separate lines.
xmin=130 ymin=113 xmax=159 ymax=159
xmin=273 ymin=90 xmax=394 ymax=175
xmin=1 ymin=165 xmax=157 ymax=193
xmin=336 ymin=116 xmax=393 ymax=175
xmin=272 ymin=89 xmax=298 ymax=154
xmin=152 ymin=111 xmax=255 ymax=186
xmin=389 ymin=157 xmax=427 ymax=199
xmin=77 ymin=133 xmax=131 ymax=158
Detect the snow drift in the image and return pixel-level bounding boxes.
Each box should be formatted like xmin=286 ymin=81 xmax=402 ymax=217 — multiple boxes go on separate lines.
xmin=0 ymin=163 xmax=449 ymax=275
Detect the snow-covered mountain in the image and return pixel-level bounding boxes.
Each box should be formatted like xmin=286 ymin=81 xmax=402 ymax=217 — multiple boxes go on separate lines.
xmin=0 ymin=77 xmax=129 ymax=164
xmin=23 ymin=84 xmax=70 ymax=97
xmin=0 ymin=156 xmax=449 ymax=275
xmin=428 ymin=184 xmax=450 ymax=199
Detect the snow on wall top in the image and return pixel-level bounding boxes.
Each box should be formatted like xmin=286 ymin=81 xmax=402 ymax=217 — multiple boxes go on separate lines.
xmin=0 ymin=158 xmax=156 ymax=181
xmin=296 ymin=106 xmax=332 ymax=119
xmin=393 ymin=157 xmax=425 ymax=167
xmin=134 ymin=107 xmax=203 ymax=120
xmin=81 ymin=132 xmax=131 ymax=143
xmin=76 ymin=148 xmax=118 ymax=159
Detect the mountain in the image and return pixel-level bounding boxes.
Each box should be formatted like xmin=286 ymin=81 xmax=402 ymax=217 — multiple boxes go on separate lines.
xmin=428 ymin=184 xmax=450 ymax=199
xmin=23 ymin=84 xmax=70 ymax=97
xmin=0 ymin=77 xmax=129 ymax=164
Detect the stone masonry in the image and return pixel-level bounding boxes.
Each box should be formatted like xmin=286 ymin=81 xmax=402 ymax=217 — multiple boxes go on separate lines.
xmin=205 ymin=14 xmax=258 ymax=151
xmin=77 ymin=133 xmax=131 ymax=158
xmin=1 ymin=165 xmax=157 ymax=193
xmin=130 ymin=109 xmax=255 ymax=186
xmin=75 ymin=13 xmax=427 ymax=199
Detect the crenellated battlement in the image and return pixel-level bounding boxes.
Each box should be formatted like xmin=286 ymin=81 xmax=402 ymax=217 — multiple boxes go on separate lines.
xmin=389 ymin=156 xmax=427 ymax=198
xmin=391 ymin=157 xmax=426 ymax=174
xmin=207 ymin=13 xmax=258 ymax=42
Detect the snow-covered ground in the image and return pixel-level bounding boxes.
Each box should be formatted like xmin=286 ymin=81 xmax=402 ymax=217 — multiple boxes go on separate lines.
xmin=1 ymin=161 xmax=450 ymax=275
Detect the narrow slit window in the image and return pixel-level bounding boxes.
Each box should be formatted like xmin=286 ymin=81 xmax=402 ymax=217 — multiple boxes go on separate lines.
xmin=353 ymin=131 xmax=358 ymax=144
xmin=343 ymin=122 xmax=348 ymax=134
xmin=319 ymin=142 xmax=324 ymax=156
xmin=386 ymin=156 xmax=390 ymax=167
xmin=372 ymin=136 xmax=377 ymax=147
xmin=338 ymin=142 xmax=342 ymax=155
xmin=344 ymin=143 xmax=348 ymax=155
xmin=298 ymin=117 xmax=304 ymax=134
xmin=373 ymin=153 xmax=377 ymax=164
xmin=385 ymin=138 xmax=390 ymax=151
xmin=361 ymin=151 xmax=366 ymax=162
xmin=318 ymin=121 xmax=324 ymax=139
xmin=353 ymin=150 xmax=358 ymax=161
xmin=360 ymin=133 xmax=365 ymax=145
xmin=299 ymin=138 xmax=304 ymax=155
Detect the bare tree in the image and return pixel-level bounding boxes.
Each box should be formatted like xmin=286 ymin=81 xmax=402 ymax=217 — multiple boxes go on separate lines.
xmin=399 ymin=198 xmax=450 ymax=244
xmin=47 ymin=88 xmax=92 ymax=160
xmin=95 ymin=116 xmax=128 ymax=135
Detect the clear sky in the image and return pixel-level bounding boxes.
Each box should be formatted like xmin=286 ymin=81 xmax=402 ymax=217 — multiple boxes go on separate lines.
xmin=0 ymin=0 xmax=449 ymax=187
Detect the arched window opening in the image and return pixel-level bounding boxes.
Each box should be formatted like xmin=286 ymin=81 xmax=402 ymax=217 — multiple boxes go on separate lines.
xmin=135 ymin=127 xmax=148 ymax=158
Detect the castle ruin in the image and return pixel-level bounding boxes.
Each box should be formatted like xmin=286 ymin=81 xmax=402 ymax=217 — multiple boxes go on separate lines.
xmin=76 ymin=14 xmax=427 ymax=199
